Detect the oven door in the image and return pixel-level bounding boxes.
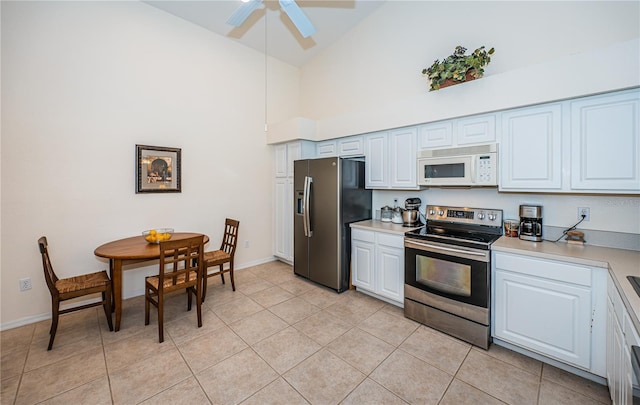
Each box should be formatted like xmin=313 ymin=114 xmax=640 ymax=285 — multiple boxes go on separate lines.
xmin=404 ymin=238 xmax=489 ymax=308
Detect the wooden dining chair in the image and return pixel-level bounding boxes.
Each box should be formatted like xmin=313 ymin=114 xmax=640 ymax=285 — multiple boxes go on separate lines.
xmin=38 ymin=236 xmax=113 ymax=350
xmin=202 ymin=218 xmax=239 ymax=302
xmin=145 ymin=235 xmax=204 ymax=343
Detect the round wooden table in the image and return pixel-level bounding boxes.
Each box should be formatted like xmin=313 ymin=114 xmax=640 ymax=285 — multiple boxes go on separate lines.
xmin=95 ymin=232 xmax=209 ymax=331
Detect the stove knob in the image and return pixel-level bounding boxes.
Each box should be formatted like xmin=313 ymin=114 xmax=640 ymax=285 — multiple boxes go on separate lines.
xmin=428 ymin=209 xmax=435 ymax=215
xmin=477 ymin=213 xmax=485 ymax=220
xmin=437 ymin=210 xmax=444 ymax=216
xmin=488 ymin=213 xmax=496 ymax=221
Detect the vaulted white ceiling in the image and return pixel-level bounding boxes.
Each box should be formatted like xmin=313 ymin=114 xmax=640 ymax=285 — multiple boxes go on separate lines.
xmin=144 ymin=0 xmax=385 ymax=67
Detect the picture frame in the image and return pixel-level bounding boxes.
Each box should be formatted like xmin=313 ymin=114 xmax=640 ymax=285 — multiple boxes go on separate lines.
xmin=136 ymin=145 xmax=181 ymax=193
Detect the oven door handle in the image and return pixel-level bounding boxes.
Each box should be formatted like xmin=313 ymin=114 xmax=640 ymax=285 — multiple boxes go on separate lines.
xmin=405 ymin=240 xmax=488 ymax=258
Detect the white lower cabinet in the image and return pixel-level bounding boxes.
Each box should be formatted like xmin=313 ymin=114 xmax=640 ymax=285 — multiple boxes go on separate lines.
xmin=492 ymin=252 xmax=606 ymax=376
xmin=351 ymin=228 xmax=404 ymax=305
xmin=606 ymin=274 xmax=639 ymax=405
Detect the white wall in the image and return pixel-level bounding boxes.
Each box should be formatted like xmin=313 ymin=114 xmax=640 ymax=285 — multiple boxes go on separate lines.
xmin=295 ymin=1 xmax=640 ymax=140
xmin=0 ymin=1 xmax=300 ymax=328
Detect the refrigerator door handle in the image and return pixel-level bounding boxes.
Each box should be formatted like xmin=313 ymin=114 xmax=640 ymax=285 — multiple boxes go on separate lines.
xmin=304 ymin=176 xmax=313 ymax=237
xmin=303 ymin=176 xmax=309 ymax=237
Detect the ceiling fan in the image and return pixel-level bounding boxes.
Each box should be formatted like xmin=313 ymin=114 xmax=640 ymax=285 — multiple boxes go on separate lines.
xmin=227 ymin=0 xmax=317 ymax=38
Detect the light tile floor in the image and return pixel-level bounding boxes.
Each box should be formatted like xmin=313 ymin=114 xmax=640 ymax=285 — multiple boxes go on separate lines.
xmin=1 ymin=261 xmax=613 ymax=405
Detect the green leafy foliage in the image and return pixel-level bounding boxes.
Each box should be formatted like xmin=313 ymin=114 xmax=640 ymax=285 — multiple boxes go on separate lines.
xmin=421 ymin=46 xmax=495 ymax=91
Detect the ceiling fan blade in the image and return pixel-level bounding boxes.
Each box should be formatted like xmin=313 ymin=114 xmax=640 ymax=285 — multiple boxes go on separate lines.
xmin=278 ymin=0 xmax=316 ymax=38
xmin=227 ymin=0 xmax=263 ymax=27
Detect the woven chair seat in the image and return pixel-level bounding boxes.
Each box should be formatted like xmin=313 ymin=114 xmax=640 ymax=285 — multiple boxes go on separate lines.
xmin=201 ymin=218 xmax=239 ymax=302
xmin=55 ymin=270 xmax=111 ymax=294
xmin=146 ymin=270 xmax=199 ymax=290
xmin=145 ymin=235 xmax=204 ymax=343
xmin=39 ymin=236 xmax=113 ymax=350
xmin=204 ymin=250 xmax=230 ymax=265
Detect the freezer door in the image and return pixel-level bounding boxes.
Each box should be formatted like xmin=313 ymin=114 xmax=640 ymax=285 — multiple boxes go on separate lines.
xmin=308 ymin=157 xmax=341 ymax=289
xmin=293 ymin=160 xmax=309 ymax=278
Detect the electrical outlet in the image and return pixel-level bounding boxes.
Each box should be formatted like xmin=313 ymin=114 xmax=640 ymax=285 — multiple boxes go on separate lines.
xmin=19 ymin=278 xmax=32 ymax=291
xmin=578 ymin=207 xmax=590 ymax=221
xmin=244 ymin=240 xmax=250 ymax=248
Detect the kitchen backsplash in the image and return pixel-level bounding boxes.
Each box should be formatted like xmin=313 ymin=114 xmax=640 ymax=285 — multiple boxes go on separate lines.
xmin=372 ymin=188 xmax=640 ymax=251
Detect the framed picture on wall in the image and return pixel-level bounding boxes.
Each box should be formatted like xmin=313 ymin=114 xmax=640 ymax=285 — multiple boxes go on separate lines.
xmin=136 ymin=145 xmax=181 ymax=193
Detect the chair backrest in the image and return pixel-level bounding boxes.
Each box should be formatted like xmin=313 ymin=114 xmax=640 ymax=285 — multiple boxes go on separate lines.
xmin=220 ymin=218 xmax=240 ymax=256
xmin=38 ymin=236 xmax=59 ymax=295
xmin=158 ymin=235 xmax=204 ymax=287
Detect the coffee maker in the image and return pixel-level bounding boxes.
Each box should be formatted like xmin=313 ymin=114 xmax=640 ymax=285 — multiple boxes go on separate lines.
xmin=519 ymin=205 xmax=543 ymax=242
xmin=403 ymin=198 xmax=422 ymax=227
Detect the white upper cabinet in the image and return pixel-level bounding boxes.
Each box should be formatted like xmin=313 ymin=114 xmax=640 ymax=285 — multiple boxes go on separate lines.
xmin=498 ymin=88 xmax=639 ymax=194
xmin=456 ymin=114 xmax=496 ymax=145
xmin=338 ymin=136 xmax=364 ymax=156
xmin=365 ymin=129 xmax=418 ymax=190
xmin=389 ymin=128 xmax=418 ymax=189
xmin=418 ymin=121 xmax=453 ymax=149
xmin=570 ymin=90 xmax=640 ymax=192
xmin=418 ymin=113 xmax=496 ymax=150
xmin=499 ymin=104 xmax=563 ymax=190
xmin=285 ymin=141 xmax=315 ymax=178
xmin=316 ymin=140 xmax=337 ymax=157
xmin=317 ymin=136 xmax=364 ymax=158
xmin=364 ymin=132 xmax=389 ymax=188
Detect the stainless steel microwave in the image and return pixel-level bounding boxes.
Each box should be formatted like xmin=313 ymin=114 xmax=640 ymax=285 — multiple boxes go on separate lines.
xmin=417 ymin=143 xmax=498 ymax=186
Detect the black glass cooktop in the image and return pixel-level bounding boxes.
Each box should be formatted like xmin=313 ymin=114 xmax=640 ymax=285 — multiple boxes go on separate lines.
xmin=405 ymin=222 xmax=502 ymax=249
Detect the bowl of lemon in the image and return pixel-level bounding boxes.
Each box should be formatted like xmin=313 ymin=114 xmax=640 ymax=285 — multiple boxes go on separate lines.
xmin=142 ymin=228 xmax=174 ymax=244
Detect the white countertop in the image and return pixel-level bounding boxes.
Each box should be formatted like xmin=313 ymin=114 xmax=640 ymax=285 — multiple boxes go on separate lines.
xmin=492 ymin=236 xmax=640 ymax=334
xmin=350 ymin=220 xmax=422 ymax=236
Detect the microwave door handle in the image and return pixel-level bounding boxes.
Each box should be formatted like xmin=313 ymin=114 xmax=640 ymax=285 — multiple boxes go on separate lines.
xmin=470 ymin=155 xmax=476 ymax=183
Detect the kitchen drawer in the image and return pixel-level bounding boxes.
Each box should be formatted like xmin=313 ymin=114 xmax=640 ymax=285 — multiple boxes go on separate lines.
xmin=352 ymin=228 xmax=375 ymax=243
xmin=376 ymin=233 xmax=404 ymax=249
xmin=494 ymin=253 xmax=591 ymax=286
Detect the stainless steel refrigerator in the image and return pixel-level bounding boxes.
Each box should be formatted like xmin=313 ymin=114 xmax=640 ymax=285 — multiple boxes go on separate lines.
xmin=294 ymin=157 xmax=372 ymax=292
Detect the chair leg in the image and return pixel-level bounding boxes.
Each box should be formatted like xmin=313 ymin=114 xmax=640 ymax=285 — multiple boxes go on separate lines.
xmin=158 ymin=292 xmax=164 ymax=343
xmin=48 ymin=298 xmax=60 ymax=350
xmin=202 ymin=273 xmax=208 ymax=303
xmin=196 ymin=286 xmax=202 ymax=328
xmin=102 ymin=289 xmax=114 ymax=332
xmin=145 ymin=284 xmax=150 ymax=326
xmin=230 ymin=261 xmax=235 ymax=291
xmin=187 ymin=286 xmax=193 ymax=311
xmin=220 ymin=264 xmax=225 ymax=285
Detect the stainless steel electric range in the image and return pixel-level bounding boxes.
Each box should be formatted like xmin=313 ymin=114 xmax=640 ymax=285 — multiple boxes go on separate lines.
xmin=404 ymin=205 xmax=503 ymax=349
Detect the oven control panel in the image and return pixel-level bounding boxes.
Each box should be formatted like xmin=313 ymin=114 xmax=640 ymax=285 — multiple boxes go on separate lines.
xmin=426 ymin=205 xmax=503 ymax=226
